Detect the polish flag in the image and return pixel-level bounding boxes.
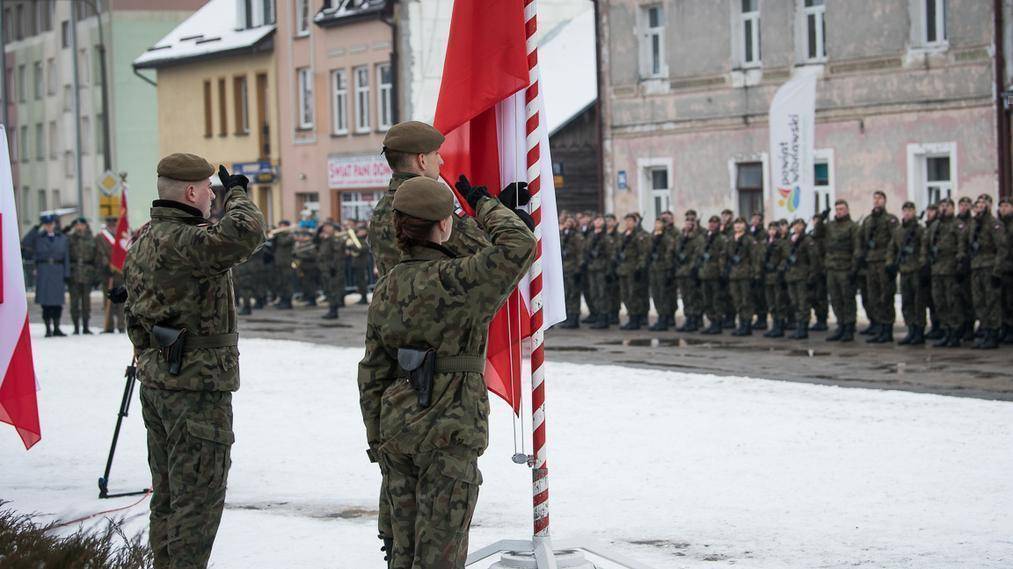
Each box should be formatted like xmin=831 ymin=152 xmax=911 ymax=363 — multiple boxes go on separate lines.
xmin=0 ymin=128 xmax=41 ymax=449
xmin=110 ymin=186 xmax=129 ymax=271
xmin=434 ymin=0 xmax=566 ymax=413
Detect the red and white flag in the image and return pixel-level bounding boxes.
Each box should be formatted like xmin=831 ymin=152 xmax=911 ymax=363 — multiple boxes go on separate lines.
xmin=434 ymin=0 xmax=566 ymax=413
xmin=0 ymin=128 xmax=41 ymax=449
xmin=110 ymin=185 xmax=130 ymax=271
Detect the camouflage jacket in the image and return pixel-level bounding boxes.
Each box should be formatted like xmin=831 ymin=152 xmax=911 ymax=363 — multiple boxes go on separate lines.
xmin=272 ymin=231 xmax=295 ymax=268
xmin=1001 ymin=214 xmax=1013 ymax=273
xmin=358 ymin=198 xmax=535 ymax=458
xmin=824 ymin=216 xmax=861 ymax=272
xmin=757 ymin=237 xmax=787 ymax=280
xmin=886 ymin=219 xmax=925 ymax=274
xmin=724 ymin=233 xmax=759 ymax=281
xmin=583 ymin=230 xmax=614 ymax=272
xmin=294 ymin=238 xmax=318 ymax=268
xmin=124 ymin=187 xmax=266 ymax=391
xmin=317 ymin=234 xmax=346 ymax=273
xmin=674 ymin=231 xmax=704 ymax=278
xmin=696 ymin=231 xmax=727 ymax=281
xmin=921 ymin=215 xmax=960 ymax=276
xmin=560 ymin=228 xmax=584 ymax=274
xmin=615 ymin=228 xmax=650 ymax=276
xmin=648 ymin=231 xmax=677 ymax=274
xmin=69 ymin=229 xmax=101 ymax=285
xmin=860 ymin=208 xmax=899 ymax=263
xmin=369 ymin=172 xmax=491 ymax=277
xmin=781 ymin=234 xmax=820 ymax=283
xmin=958 ymin=211 xmax=1007 ymax=273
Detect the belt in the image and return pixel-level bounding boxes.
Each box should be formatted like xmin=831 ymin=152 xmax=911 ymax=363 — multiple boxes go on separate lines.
xmin=435 ymin=355 xmax=486 ymax=374
xmin=143 ymin=332 xmax=239 ymax=350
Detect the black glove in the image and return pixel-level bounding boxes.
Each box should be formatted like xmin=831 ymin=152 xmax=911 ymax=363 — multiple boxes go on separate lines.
xmin=218 ymin=165 xmax=250 ymax=191
xmin=513 ymin=209 xmax=535 ymax=231
xmin=108 ymin=285 xmax=128 ymax=304
xmin=454 ymin=175 xmax=491 ymax=211
xmin=499 ymin=182 xmax=530 ymax=209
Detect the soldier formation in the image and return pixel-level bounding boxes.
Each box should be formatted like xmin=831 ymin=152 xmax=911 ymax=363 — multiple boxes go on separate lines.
xmin=556 ymin=192 xmax=1013 ymax=349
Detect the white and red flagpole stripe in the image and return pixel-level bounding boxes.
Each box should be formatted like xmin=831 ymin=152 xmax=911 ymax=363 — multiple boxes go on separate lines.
xmin=523 ymin=0 xmax=550 ymax=538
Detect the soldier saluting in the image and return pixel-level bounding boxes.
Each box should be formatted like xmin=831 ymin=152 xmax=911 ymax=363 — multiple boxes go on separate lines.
xmin=124 ymin=154 xmax=266 ymax=568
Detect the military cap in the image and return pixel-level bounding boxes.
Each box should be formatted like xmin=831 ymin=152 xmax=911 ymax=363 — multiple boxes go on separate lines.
xmin=977 ymin=193 xmax=993 ymax=203
xmin=393 ymin=177 xmax=454 ymax=221
xmin=75 ymin=217 xmax=89 ymax=224
xmin=382 ymin=121 xmax=445 ymax=154
xmin=40 ymin=213 xmax=56 ymax=223
xmin=958 ymin=196 xmax=972 ymax=204
xmin=902 ymin=201 xmax=916 ymax=210
xmin=999 ymin=197 xmax=1011 ymax=206
xmin=708 ymin=215 xmax=720 ymax=223
xmin=157 ymin=153 xmax=214 ymax=181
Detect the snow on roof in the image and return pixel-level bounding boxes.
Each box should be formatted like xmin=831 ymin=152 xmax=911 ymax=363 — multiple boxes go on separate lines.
xmin=539 ymin=7 xmax=597 ymax=136
xmin=133 ymin=0 xmax=274 ymax=69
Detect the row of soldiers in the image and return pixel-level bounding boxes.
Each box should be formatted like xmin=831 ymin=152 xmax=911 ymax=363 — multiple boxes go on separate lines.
xmin=232 ymin=219 xmax=374 ymax=318
xmin=558 ymin=192 xmax=1013 ymax=349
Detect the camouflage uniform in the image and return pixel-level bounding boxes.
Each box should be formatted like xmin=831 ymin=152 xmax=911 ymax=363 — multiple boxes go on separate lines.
xmin=1000 ymin=212 xmax=1013 ymax=341
xmin=860 ymin=208 xmax=900 ymax=338
xmin=955 ymin=210 xmax=975 ymax=337
xmin=68 ymin=228 xmax=101 ymax=331
xmin=674 ymin=229 xmax=704 ymax=331
xmin=96 ymin=229 xmax=126 ymax=332
xmin=749 ymin=223 xmax=768 ymax=326
xmin=358 ymin=197 xmax=535 ymax=569
xmin=349 ymin=232 xmax=372 ymax=302
xmin=559 ymin=226 xmax=585 ymax=324
xmin=647 ymin=230 xmax=676 ymax=329
xmin=697 ymin=231 xmax=727 ymax=332
xmin=758 ymin=236 xmax=789 ymax=337
xmin=809 ymin=219 xmax=829 ymax=329
xmin=615 ymin=226 xmax=651 ymax=328
xmin=887 ymin=218 xmax=927 ymax=334
xmin=318 ymin=232 xmax=348 ymax=314
xmin=606 ymin=227 xmax=622 ymax=323
xmin=824 ymin=215 xmax=861 ymax=338
xmin=272 ymin=231 xmax=296 ymax=305
xmin=724 ymin=233 xmax=759 ymax=333
xmin=124 ymin=179 xmax=265 ymax=569
xmin=958 ymin=210 xmax=1007 ymax=344
xmin=583 ymin=229 xmax=614 ymax=328
xmin=782 ymin=233 xmax=821 ymax=336
xmin=922 ymin=213 xmax=963 ymax=346
xmin=294 ymin=235 xmax=321 ymax=304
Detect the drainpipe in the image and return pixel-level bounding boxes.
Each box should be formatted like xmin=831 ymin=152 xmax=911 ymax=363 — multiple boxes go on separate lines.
xmin=593 ymin=0 xmax=605 ymax=213
xmin=70 ymin=1 xmax=84 ymax=215
xmin=381 ymin=1 xmax=399 ymax=124
xmin=995 ymin=0 xmax=1010 ymax=199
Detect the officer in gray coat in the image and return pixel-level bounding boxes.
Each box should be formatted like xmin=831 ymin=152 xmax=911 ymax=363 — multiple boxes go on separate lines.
xmin=34 ymin=214 xmax=71 ymax=337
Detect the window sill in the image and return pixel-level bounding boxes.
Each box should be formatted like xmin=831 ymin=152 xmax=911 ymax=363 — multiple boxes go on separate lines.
xmin=296 ymin=125 xmax=315 ymax=132
xmin=295 ymin=31 xmax=310 ymax=39
xmin=353 ymin=129 xmax=372 ymax=135
xmin=233 ymin=131 xmax=250 ymax=137
xmin=331 ymin=131 xmax=349 ymax=137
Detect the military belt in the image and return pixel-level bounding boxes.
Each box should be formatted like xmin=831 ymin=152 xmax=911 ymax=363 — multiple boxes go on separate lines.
xmin=434 ymin=355 xmax=486 ymax=374
xmin=141 ymin=332 xmax=239 ymax=350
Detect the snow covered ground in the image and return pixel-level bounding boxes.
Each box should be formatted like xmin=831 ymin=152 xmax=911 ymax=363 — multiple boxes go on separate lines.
xmin=3 ymin=326 xmax=1012 ymax=568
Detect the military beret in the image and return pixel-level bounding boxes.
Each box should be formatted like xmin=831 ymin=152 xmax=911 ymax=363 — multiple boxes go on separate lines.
xmin=977 ymin=193 xmax=993 ymax=203
xmin=958 ymin=196 xmax=972 ymax=204
xmin=393 ymin=177 xmax=454 ymax=221
xmin=902 ymin=201 xmax=916 ymax=209
xmin=708 ymin=215 xmax=720 ymax=223
xmin=157 ymin=153 xmax=214 ymax=181
xmin=75 ymin=217 xmax=88 ymax=224
xmin=382 ymin=121 xmax=445 ymax=154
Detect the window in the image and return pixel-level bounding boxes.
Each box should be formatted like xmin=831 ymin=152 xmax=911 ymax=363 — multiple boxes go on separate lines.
xmin=64 ymin=151 xmax=74 ymax=178
xmin=907 ymin=143 xmax=956 ymax=210
xmin=39 ymin=1 xmax=53 ymax=32
xmin=925 ymin=156 xmax=951 ymax=205
xmin=35 ymin=123 xmax=43 ymax=160
xmin=331 ymin=69 xmax=348 ymax=135
xmin=735 ymin=162 xmax=764 ymax=219
xmin=17 ymin=64 xmax=26 ymax=102
xmin=924 ymin=0 xmax=947 ymax=46
xmin=295 ymin=0 xmax=310 ymax=37
xmin=813 ymin=149 xmax=834 ymax=216
xmin=376 ymin=64 xmax=392 ymax=131
xmin=8 ymin=127 xmax=15 ymax=163
xmin=46 ymin=58 xmax=56 ymax=95
xmin=354 ymin=66 xmax=370 ymax=133
xmin=234 ymin=76 xmax=249 ymax=134
xmin=96 ymin=113 xmax=104 ymax=155
xmin=33 ymin=62 xmax=42 ymax=100
xmin=738 ymin=0 xmax=761 ymax=67
xmin=640 ymin=5 xmax=666 ymax=78
xmin=3 ymin=9 xmax=11 ymax=43
xmin=81 ymin=116 xmax=90 ymax=155
xmin=15 ymin=4 xmax=23 ymax=40
xmin=63 ymin=84 xmax=72 ymax=112
xmin=297 ymin=67 xmax=314 ymax=129
xmin=19 ymin=125 xmax=27 ymax=160
xmin=61 ymin=21 xmax=69 ymax=49
xmin=78 ymin=49 xmax=89 ymax=86
xmin=218 ymin=78 xmax=227 ymax=135
xmin=37 ymin=190 xmax=47 ymax=213
xmin=203 ymin=80 xmax=213 ymax=137
xmin=802 ymin=0 xmax=826 ymax=62
xmin=93 ymin=49 xmax=103 ymax=84
xmin=340 ymin=191 xmax=383 ymax=223
xmin=648 ymin=167 xmax=671 ymax=223
xmin=238 ymin=0 xmax=276 ymax=29
xmin=48 ymin=121 xmax=57 ymax=160
xmin=52 ymin=190 xmax=60 ymax=209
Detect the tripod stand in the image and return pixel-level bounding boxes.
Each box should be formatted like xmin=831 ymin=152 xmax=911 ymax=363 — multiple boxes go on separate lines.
xmin=97 ymin=361 xmax=150 ymax=499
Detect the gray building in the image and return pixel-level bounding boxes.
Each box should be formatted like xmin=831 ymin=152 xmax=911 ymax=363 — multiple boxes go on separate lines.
xmin=598 ymin=0 xmax=1007 ymax=223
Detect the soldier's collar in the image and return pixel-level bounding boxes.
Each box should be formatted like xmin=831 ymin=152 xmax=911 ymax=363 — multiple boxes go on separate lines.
xmin=403 ymin=241 xmax=457 ymax=261
xmin=388 ymin=171 xmax=419 ymax=193
xmin=150 ymin=199 xmax=206 ymax=222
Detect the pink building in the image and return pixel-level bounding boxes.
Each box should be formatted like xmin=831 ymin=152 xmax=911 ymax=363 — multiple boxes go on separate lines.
xmin=275 ymin=0 xmax=395 ymax=224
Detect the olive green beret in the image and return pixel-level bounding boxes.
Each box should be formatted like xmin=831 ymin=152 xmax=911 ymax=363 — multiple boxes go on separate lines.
xmin=393 ymin=177 xmax=455 ymax=221
xmin=157 ymin=153 xmax=214 ymax=181
xmin=382 ymin=121 xmax=445 ymax=154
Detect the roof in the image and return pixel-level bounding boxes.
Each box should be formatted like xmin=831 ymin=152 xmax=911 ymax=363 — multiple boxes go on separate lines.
xmin=314 ymin=0 xmax=389 ymax=27
xmin=539 ymin=7 xmax=597 ymax=136
xmin=133 ymin=0 xmax=275 ymax=70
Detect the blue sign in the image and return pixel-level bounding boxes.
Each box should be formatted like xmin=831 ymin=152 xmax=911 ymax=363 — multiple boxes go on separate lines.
xmin=232 ymin=161 xmax=277 ymax=184
xmin=617 ymin=170 xmax=628 ymax=190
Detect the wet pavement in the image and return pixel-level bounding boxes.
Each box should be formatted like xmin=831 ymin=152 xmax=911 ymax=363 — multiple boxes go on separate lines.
xmin=56 ymin=293 xmax=1013 ymax=402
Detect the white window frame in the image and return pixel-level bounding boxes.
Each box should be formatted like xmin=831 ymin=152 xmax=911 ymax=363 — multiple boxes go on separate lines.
xmin=48 ymin=120 xmax=57 ymax=160
xmin=297 ymin=67 xmax=314 ymax=129
xmin=922 ymin=0 xmax=947 ymax=47
xmin=295 ymin=0 xmax=310 ymax=37
xmin=906 ymin=142 xmax=957 ymax=211
xmin=726 ymin=152 xmax=770 ymax=214
xmin=33 ymin=61 xmax=42 ymax=100
xmin=813 ymin=148 xmax=835 ymax=217
xmin=639 ymin=4 xmax=667 ymax=80
xmin=354 ymin=65 xmax=371 ymax=134
xmin=331 ymin=69 xmax=348 ymax=135
xmin=636 ymin=157 xmax=672 ymax=230
xmin=81 ymin=115 xmax=90 ymax=154
xmin=736 ymin=0 xmax=762 ymax=69
xmin=798 ymin=0 xmax=826 ymax=63
xmin=34 ymin=122 xmax=43 ymax=160
xmin=46 ymin=57 xmax=55 ymax=95
xmin=376 ymin=63 xmax=392 ymax=131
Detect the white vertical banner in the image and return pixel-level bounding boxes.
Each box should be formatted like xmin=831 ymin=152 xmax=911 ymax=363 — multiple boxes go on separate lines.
xmin=769 ymin=68 xmax=818 ymax=221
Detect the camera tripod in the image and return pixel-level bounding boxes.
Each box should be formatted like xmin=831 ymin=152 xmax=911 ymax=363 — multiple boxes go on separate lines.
xmin=97 ymin=361 xmax=150 ymax=499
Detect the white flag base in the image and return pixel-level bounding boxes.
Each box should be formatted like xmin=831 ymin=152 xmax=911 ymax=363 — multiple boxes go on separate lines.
xmin=466 ymin=536 xmax=656 ymax=569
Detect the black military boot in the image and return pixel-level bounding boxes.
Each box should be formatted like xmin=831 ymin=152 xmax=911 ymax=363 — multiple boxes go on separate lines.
xmin=868 ymin=323 xmax=893 ymax=344
xmin=961 ymin=321 xmax=975 ymax=342
xmin=753 ymin=314 xmax=768 ymax=330
xmin=358 ymin=295 xmax=369 ymax=305
xmin=790 ymin=322 xmax=809 ymax=339
xmin=811 ymin=317 xmax=829 ymax=332
xmin=826 ymin=325 xmax=844 ymax=342
xmin=908 ymin=326 xmax=925 ymax=345
xmin=558 ymin=315 xmax=579 ymax=329
xmin=590 ymin=313 xmax=609 ymax=329
xmin=945 ymin=328 xmax=962 ymax=348
xmin=701 ymin=319 xmax=722 ymax=335
xmin=620 ymin=315 xmax=640 ymax=331
xmin=859 ymin=322 xmax=878 ymax=335
xmin=839 ymin=323 xmax=855 ymax=342
xmin=82 ymin=318 xmax=92 ymax=335
xmin=581 ymin=314 xmax=597 ymax=324
xmin=932 ymin=328 xmax=951 ymax=348
xmin=898 ymin=326 xmax=914 ymax=345
xmin=239 ymin=298 xmax=253 ymax=316
xmin=52 ymin=323 xmax=66 ymax=337
xmin=764 ymin=319 xmax=784 ymax=338
xmin=321 ymin=304 xmax=339 ymax=320
xmin=43 ymin=317 xmax=52 ymax=338
xmin=925 ymin=319 xmax=944 ymax=340
xmin=648 ymin=315 xmax=668 ymax=331
xmin=73 ymin=318 xmax=80 ymax=335
xmin=1003 ymin=325 xmax=1013 ymax=344
xmin=254 ymin=297 xmax=266 ymax=309
xmin=278 ymin=297 xmax=293 ymax=310
xmin=684 ymin=316 xmax=700 ymax=332
xmin=979 ymin=329 xmax=999 ymax=350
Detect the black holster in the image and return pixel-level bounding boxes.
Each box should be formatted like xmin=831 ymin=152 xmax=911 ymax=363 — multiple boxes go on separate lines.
xmin=152 ymin=325 xmax=187 ymax=376
xmin=397 ymin=348 xmax=436 ymax=408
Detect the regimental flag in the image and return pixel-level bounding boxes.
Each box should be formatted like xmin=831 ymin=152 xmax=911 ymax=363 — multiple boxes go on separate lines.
xmin=0 ymin=128 xmax=41 ymax=450
xmin=110 ymin=186 xmax=129 ymax=271
xmin=434 ymin=0 xmax=566 ymax=413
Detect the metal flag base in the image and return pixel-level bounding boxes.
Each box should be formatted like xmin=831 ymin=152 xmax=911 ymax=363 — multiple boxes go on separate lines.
xmin=466 ymin=536 xmax=656 ymax=569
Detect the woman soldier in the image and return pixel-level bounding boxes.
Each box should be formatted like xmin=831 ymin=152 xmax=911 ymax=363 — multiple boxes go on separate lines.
xmin=358 ymin=176 xmax=536 ymax=569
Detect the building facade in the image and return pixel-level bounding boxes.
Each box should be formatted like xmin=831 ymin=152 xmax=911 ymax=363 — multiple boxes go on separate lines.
xmin=134 ymin=0 xmax=282 ymax=224
xmin=4 ymin=0 xmax=200 ymax=232
xmin=599 ymin=0 xmax=1005 ymax=224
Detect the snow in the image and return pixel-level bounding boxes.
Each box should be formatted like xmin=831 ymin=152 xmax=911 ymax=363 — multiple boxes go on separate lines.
xmin=133 ymin=0 xmax=274 ymax=69
xmin=3 ymin=327 xmax=1012 ymax=568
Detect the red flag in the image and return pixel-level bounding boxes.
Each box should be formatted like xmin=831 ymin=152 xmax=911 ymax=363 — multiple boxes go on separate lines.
xmin=0 ymin=130 xmax=40 ymax=449
xmin=434 ymin=0 xmax=532 ymax=413
xmin=110 ymin=187 xmax=129 ymax=271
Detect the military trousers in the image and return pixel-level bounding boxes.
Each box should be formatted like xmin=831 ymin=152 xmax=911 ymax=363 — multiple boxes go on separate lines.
xmin=810 ymin=273 xmax=828 ymax=322
xmin=959 ymin=275 xmax=974 ymax=326
xmin=581 ymin=268 xmax=596 ymax=316
xmin=899 ymin=272 xmax=927 ymax=328
xmin=68 ymin=282 xmax=91 ymax=322
xmin=273 ymin=266 xmax=295 ymax=298
xmin=931 ymin=274 xmax=963 ymax=329
xmin=764 ymin=281 xmax=788 ymax=322
xmin=786 ymin=280 xmax=811 ymax=325
xmin=719 ymin=283 xmax=733 ymax=318
xmin=700 ymin=279 xmax=723 ymax=324
xmin=379 ymin=449 xmax=480 ymax=569
xmin=619 ymin=273 xmax=648 ymax=317
xmin=323 ymin=268 xmax=347 ymax=307
xmin=354 ymin=262 xmax=371 ymax=296
xmin=649 ymin=269 xmax=675 ymax=319
xmin=140 ymin=386 xmax=234 ymax=569
xmin=299 ymin=267 xmax=321 ymax=301
xmin=586 ymin=270 xmax=609 ymax=318
xmin=865 ymin=261 xmax=896 ymax=325
xmin=728 ymin=279 xmax=754 ymax=325
xmin=752 ymin=277 xmax=767 ymax=318
xmin=677 ymin=277 xmax=702 ymax=319
xmin=1003 ymin=272 xmax=1013 ymax=328
xmin=970 ymin=269 xmax=1002 ymax=328
xmin=826 ymin=270 xmax=857 ymax=325
xmin=564 ymin=273 xmax=582 ymax=319
xmin=857 ymin=270 xmax=873 ymax=323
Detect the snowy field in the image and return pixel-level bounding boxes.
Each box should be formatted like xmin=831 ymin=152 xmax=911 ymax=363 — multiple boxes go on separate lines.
xmin=3 ymin=326 xmax=1013 ymax=568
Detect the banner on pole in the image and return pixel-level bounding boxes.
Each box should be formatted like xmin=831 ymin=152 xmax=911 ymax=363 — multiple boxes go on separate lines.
xmin=768 ymin=69 xmax=818 ymax=221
